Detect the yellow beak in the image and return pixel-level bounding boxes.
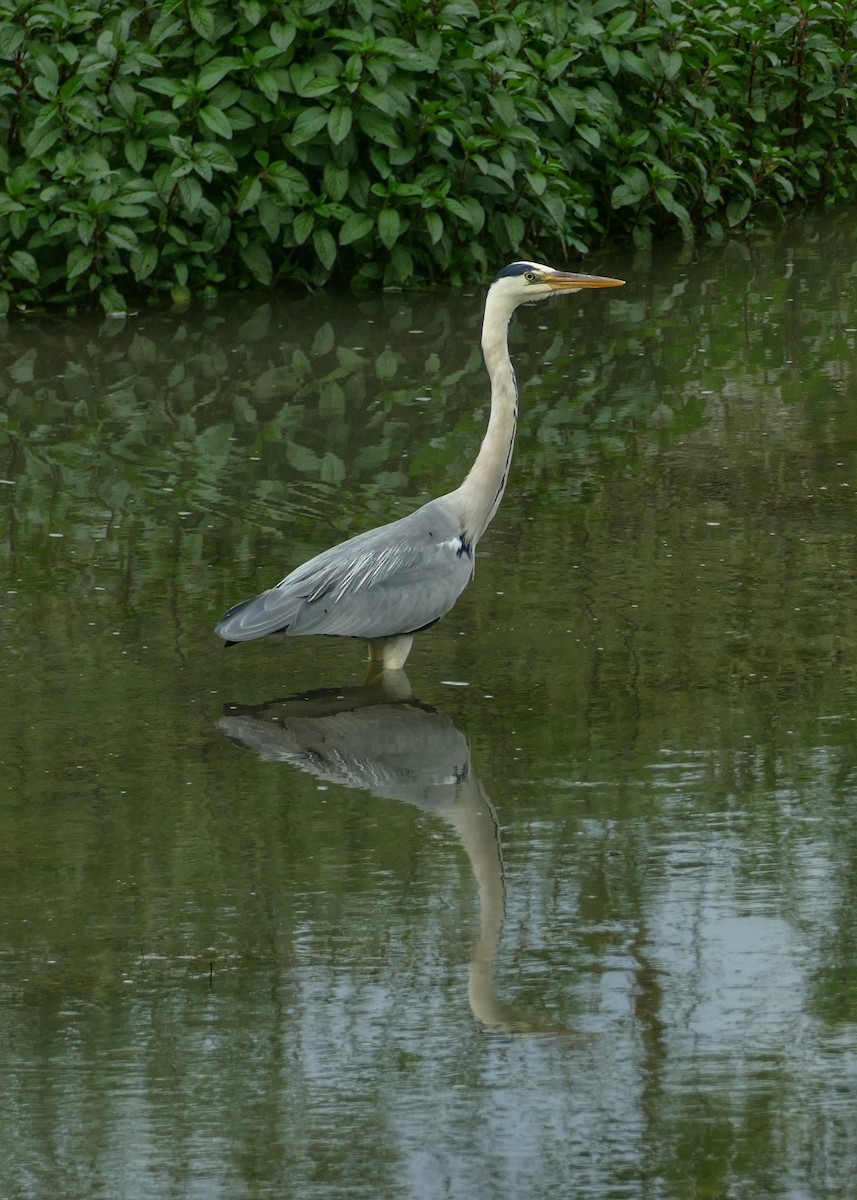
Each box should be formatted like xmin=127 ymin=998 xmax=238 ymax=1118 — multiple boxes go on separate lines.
xmin=544 ymin=271 xmax=625 ymax=290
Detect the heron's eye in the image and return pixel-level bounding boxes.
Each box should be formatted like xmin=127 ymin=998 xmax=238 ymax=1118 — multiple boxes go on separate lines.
xmin=524 ymin=271 xmax=536 ymax=282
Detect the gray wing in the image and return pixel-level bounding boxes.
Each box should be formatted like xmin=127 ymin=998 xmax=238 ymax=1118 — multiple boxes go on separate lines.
xmin=216 ymin=496 xmax=474 ymax=643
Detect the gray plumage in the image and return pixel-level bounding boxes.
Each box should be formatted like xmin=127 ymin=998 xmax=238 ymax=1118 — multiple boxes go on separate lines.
xmin=221 ymin=497 xmax=471 ymax=641
xmin=216 ymin=260 xmax=624 ymax=670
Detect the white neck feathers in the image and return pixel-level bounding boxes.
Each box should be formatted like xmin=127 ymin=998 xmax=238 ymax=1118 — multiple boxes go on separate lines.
xmin=454 ymin=285 xmax=521 ymax=547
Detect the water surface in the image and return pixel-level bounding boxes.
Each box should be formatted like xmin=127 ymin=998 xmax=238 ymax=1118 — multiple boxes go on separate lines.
xmin=2 ymin=214 xmax=857 ymax=1198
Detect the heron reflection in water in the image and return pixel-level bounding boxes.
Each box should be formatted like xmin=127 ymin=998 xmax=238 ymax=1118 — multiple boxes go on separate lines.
xmin=217 ymin=262 xmax=623 ymax=671
xmin=219 ymin=677 xmax=576 ymax=1035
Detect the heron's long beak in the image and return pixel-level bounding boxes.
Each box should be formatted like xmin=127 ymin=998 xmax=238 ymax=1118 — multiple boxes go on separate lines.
xmin=544 ymin=271 xmax=625 ymax=290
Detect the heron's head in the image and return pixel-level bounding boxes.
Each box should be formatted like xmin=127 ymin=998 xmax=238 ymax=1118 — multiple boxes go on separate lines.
xmin=492 ymin=260 xmax=625 ymax=307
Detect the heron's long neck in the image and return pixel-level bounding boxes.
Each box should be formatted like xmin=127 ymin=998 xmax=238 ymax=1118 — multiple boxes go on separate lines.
xmin=456 ymin=290 xmax=518 ymax=546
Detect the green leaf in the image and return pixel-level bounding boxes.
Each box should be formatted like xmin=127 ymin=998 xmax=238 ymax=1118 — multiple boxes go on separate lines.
xmin=613 ymin=167 xmax=649 ymax=202
xmin=328 ymin=106 xmax=353 ymax=145
xmin=270 ymin=22 xmax=296 ymax=52
xmin=324 ymin=163 xmax=349 ymax=202
xmin=726 ymin=196 xmax=752 ymax=227
xmin=620 ymin=49 xmax=653 ymax=81
xmin=239 ymin=241 xmax=273 ymax=284
xmin=339 ymin=211 xmax=373 ymax=245
xmin=297 ymin=75 xmax=340 ymax=99
xmin=33 ymin=70 xmax=59 ymax=100
xmin=99 ymin=284 xmax=127 ymax=315
xmin=501 ymin=212 xmax=525 ymax=246
xmin=488 ymin=93 xmax=516 ymax=127
xmin=257 ymin=195 xmax=281 ymax=240
xmin=290 ymin=107 xmax=329 ymax=145
xmin=425 ymin=211 xmax=443 ymax=245
xmin=539 ymin=191 xmax=565 ymax=227
xmin=130 ymin=245 xmax=158 ymax=281
xmin=611 ymin=185 xmax=642 ymax=208
xmin=200 ymin=105 xmax=234 ymax=139
xmin=0 ymin=27 xmax=24 ymax=58
xmin=255 ymin=71 xmax=282 ymax=105
xmin=374 ymin=38 xmax=437 ymax=72
xmin=105 ymin=224 xmax=139 ymax=251
xmin=192 ymin=157 xmax=213 ymax=183
xmin=0 ymin=194 xmax=25 ymax=216
xmin=149 ymin=13 xmax=184 ymax=46
xmin=655 ymin=187 xmax=690 ymax=223
xmin=211 ymin=81 xmax=242 ymax=110
xmin=378 ymin=208 xmax=400 ymax=249
xmin=235 ymin=176 xmax=262 ymax=213
xmin=76 ymin=215 xmax=97 ymax=246
xmin=197 ymin=58 xmax=241 ymax=90
xmin=9 ymin=251 xmax=39 ymax=284
xmin=601 ymin=43 xmax=620 ymax=75
xmin=664 ymin=50 xmax=682 ymax=81
xmin=313 ymin=227 xmax=336 ymax=271
xmin=286 ymin=442 xmax=320 ymax=473
xmin=549 ymin=88 xmax=577 ymax=125
xmin=267 ymin=162 xmax=310 ymax=203
xmin=356 ymin=108 xmax=400 ymax=148
xmin=360 ymin=84 xmax=398 ymax=117
xmin=577 ymin=125 xmax=601 ymax=149
xmin=576 ymin=16 xmax=603 ymax=37
xmin=110 ymin=80 xmax=137 ymax=118
xmin=240 ymin=0 xmax=263 ymax=26
xmin=607 ymin=10 xmax=636 ymax=36
xmin=293 ymin=210 xmax=314 ymax=245
xmin=320 ymin=451 xmax=345 ymax=484
xmin=188 ymin=0 xmax=215 ymax=41
xmin=773 ymin=172 xmax=794 ymax=201
xmin=23 ymin=123 xmax=60 ymax=158
xmin=67 ymin=245 xmax=94 ymax=280
xmin=197 ymin=143 xmax=239 ymax=172
xmin=445 ymin=196 xmax=484 ymax=231
xmin=125 ymin=139 xmax=148 ymax=172
xmin=141 ymin=76 xmax=183 ymax=97
xmin=525 ymin=171 xmax=547 ymax=197
xmin=178 ymin=175 xmax=203 ymax=212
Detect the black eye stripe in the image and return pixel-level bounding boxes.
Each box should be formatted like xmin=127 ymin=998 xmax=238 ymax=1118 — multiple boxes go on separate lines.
xmin=493 ymin=261 xmax=539 ymax=281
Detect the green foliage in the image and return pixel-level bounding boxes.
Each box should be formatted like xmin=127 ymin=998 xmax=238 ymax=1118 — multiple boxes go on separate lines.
xmin=1 ymin=0 xmax=856 ymax=310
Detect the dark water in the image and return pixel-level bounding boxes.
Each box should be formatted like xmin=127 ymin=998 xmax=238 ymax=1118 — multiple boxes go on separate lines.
xmin=2 ymin=215 xmax=857 ymax=1199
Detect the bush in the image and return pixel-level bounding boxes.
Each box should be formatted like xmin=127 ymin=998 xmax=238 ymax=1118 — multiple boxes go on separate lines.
xmin=1 ymin=0 xmax=856 ymax=312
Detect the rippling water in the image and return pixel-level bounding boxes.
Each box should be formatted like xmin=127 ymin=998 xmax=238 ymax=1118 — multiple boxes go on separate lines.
xmin=2 ymin=215 xmax=857 ymax=1198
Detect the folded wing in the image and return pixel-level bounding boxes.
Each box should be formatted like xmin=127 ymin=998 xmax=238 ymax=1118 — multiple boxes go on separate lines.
xmin=216 ymin=499 xmax=474 ymax=643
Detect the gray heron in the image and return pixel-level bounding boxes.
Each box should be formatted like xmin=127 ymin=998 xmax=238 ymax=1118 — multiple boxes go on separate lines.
xmin=216 ymin=260 xmax=624 ymax=670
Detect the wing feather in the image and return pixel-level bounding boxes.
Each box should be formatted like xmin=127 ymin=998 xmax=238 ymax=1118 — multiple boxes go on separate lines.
xmin=216 ymin=497 xmax=473 ymax=643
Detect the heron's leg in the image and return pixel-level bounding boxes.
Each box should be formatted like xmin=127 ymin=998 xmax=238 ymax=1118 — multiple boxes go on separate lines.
xmin=367 ymin=634 xmax=414 ymax=672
